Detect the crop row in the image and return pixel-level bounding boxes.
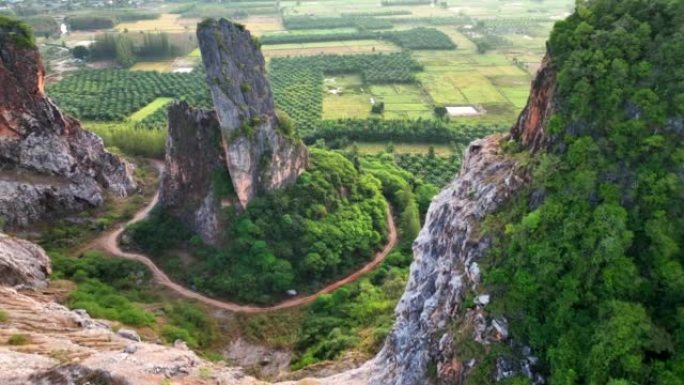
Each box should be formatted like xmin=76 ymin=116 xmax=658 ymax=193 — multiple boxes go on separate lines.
xmin=262 ymin=27 xmax=456 ymax=50
xmin=283 ymin=16 xmax=393 ymax=30
xmin=302 ymin=119 xmax=507 ymax=145
xmin=47 ymin=69 xmax=211 ymax=122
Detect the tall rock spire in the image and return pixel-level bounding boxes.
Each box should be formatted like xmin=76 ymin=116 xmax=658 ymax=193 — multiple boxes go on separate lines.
xmin=196 ymin=18 xmax=308 ymax=208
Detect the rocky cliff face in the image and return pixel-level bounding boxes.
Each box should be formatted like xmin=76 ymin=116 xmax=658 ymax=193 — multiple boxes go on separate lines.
xmin=159 ymin=102 xmax=227 ymax=245
xmin=510 ymin=54 xmax=555 ymax=153
xmin=0 ymin=233 xmax=51 ymax=289
xmin=371 ymin=57 xmax=555 ymax=385
xmin=158 ymin=19 xmax=309 ymax=243
xmin=196 ymin=19 xmax=308 ymax=208
xmin=0 ymin=26 xmax=137 ymax=227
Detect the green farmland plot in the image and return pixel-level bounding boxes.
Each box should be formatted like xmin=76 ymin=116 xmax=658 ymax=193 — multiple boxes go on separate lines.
xmin=129 ymin=97 xmax=174 ymax=122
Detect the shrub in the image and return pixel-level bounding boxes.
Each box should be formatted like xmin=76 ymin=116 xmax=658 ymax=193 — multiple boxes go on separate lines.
xmin=0 ymin=15 xmax=35 ymax=48
xmin=161 ymin=325 xmax=197 ymax=348
xmin=7 ymin=334 xmax=29 ymax=346
xmin=0 ymin=309 xmax=8 ymax=323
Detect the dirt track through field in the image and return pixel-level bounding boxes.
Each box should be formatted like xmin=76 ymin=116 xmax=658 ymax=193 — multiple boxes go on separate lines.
xmin=85 ymin=161 xmax=398 ymax=313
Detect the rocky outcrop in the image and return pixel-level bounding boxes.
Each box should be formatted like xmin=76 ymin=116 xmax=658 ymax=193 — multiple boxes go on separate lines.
xmin=371 ymin=134 xmax=531 ymax=385
xmin=371 ymin=55 xmax=554 ymax=384
xmin=196 ymin=18 xmax=308 ymax=208
xmin=0 ymin=284 xmax=376 ymax=385
xmin=0 ymin=22 xmax=136 ymax=227
xmin=0 ymin=233 xmax=51 ymax=288
xmin=0 ymin=287 xmax=258 ymax=385
xmin=158 ymin=101 xmax=226 ymax=245
xmin=158 ymin=19 xmax=309 ymax=242
xmin=510 ymin=53 xmax=555 ymax=152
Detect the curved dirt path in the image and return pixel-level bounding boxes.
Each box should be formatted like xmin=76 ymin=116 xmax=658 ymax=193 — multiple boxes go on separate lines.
xmin=86 ymin=162 xmax=398 ymax=313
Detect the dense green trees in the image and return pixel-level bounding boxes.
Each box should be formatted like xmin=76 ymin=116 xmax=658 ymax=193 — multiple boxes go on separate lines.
xmin=283 ymin=15 xmax=393 ymax=30
xmin=484 ymin=1 xmax=684 ymax=383
xmin=47 ymin=69 xmax=211 ymax=121
xmin=66 ymin=11 xmax=159 ymax=31
xmin=303 ymin=119 xmax=505 ymax=145
xmin=88 ymin=32 xmax=182 ymax=67
xmin=291 ymin=153 xmax=431 ymax=368
xmin=129 ymin=149 xmax=390 ymax=304
xmin=89 ymin=33 xmax=136 ymax=67
xmin=262 ymin=28 xmax=456 ymax=50
xmin=0 ymin=15 xmax=35 ymax=48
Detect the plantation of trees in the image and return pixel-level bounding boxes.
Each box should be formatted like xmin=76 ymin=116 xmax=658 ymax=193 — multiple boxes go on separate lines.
xmin=88 ymin=32 xmax=184 ymax=67
xmin=282 ymin=15 xmax=393 ymax=30
xmin=66 ymin=10 xmax=159 ymax=31
xmin=49 ymin=52 xmax=421 ymax=130
xmin=381 ymin=0 xmax=431 ymax=5
xmin=341 ymin=10 xmax=412 ymax=17
xmin=272 ymin=53 xmax=422 ymax=83
xmin=262 ymin=27 xmax=456 ymax=50
xmin=394 ymin=152 xmax=462 ymax=187
xmin=388 ymin=16 xmax=472 ymax=26
xmin=22 ymin=16 xmax=58 ymax=38
xmin=47 ymin=69 xmax=211 ymax=121
xmin=270 ymin=52 xmax=422 ymax=129
xmin=270 ymin=66 xmax=323 ymax=128
xmin=170 ymin=2 xmax=278 ymax=18
xmin=303 ymin=119 xmax=506 ymax=145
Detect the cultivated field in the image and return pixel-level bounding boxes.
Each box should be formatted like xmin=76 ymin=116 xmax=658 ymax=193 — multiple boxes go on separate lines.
xmin=44 ymin=0 xmax=574 ymax=152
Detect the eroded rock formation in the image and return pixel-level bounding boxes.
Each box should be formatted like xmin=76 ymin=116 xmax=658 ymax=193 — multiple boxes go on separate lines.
xmin=371 ymin=56 xmax=555 ymax=385
xmin=197 ymin=19 xmax=308 ymax=208
xmin=159 ymin=19 xmax=308 ymax=243
xmin=0 ymin=25 xmax=137 ymax=227
xmin=159 ymin=102 xmax=226 ymax=245
xmin=0 ymin=270 xmax=373 ymax=385
xmin=511 ymin=54 xmax=555 ymax=153
xmin=0 ymin=233 xmax=51 ymax=288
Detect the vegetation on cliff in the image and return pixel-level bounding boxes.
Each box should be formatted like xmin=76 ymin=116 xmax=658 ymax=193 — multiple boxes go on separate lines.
xmin=130 ymin=148 xmax=390 ymax=304
xmin=484 ymin=0 xmax=684 ymax=383
xmin=0 ymin=15 xmax=35 ymax=48
xmin=51 ymin=251 xmax=219 ymax=349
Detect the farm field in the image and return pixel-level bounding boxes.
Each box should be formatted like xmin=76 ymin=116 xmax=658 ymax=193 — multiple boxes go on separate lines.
xmin=129 ymin=97 xmax=174 ymax=122
xmin=116 ymin=13 xmax=199 ymax=32
xmin=130 ymin=61 xmax=174 ymax=72
xmin=234 ymin=16 xmax=283 ymax=36
xmin=348 ymin=142 xmax=455 ymax=156
xmin=262 ymin=39 xmax=400 ymax=58
xmin=42 ymin=0 xmax=574 ymax=136
xmin=51 ymin=0 xmax=568 ymax=126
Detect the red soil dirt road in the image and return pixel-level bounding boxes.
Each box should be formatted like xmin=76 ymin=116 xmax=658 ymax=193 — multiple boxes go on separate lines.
xmin=86 ymin=162 xmax=398 ymax=313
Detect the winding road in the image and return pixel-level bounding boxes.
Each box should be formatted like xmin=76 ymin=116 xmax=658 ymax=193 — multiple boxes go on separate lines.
xmin=84 ymin=162 xmax=398 ymax=313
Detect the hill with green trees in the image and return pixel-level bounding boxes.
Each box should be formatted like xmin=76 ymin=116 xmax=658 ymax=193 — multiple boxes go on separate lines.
xmin=483 ymin=0 xmax=684 ymax=383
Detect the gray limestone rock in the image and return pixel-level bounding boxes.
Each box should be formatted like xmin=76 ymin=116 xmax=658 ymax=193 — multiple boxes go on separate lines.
xmin=196 ymin=18 xmax=308 ymax=208
xmin=0 ymin=232 xmax=51 ymax=288
xmin=0 ymin=29 xmax=137 ymax=228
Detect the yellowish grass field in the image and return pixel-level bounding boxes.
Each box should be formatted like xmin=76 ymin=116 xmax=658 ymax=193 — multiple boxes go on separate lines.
xmin=347 ymin=142 xmax=455 ymax=156
xmin=240 ymin=16 xmax=283 ymax=36
xmin=129 ymin=97 xmax=174 ymax=122
xmin=263 ymin=40 xmax=399 ymax=58
xmin=117 ymin=14 xmax=198 ymax=33
xmin=131 ymin=61 xmax=174 ymax=72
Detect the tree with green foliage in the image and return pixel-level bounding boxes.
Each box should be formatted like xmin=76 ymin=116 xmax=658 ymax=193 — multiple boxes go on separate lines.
xmin=484 ymin=1 xmax=684 ymax=383
xmin=72 ymin=45 xmax=89 ymax=60
xmin=0 ymin=15 xmax=35 ymax=48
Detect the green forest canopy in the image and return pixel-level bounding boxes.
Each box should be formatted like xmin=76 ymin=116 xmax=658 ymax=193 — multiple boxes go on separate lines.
xmin=484 ymin=0 xmax=684 ymax=384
